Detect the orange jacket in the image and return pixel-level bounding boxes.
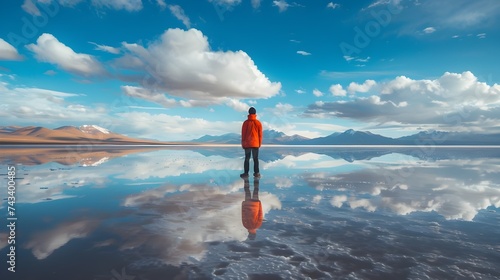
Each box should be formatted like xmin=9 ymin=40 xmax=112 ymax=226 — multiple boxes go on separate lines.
xmin=241 ymin=114 xmax=263 ymax=148
xmin=241 ymin=200 xmax=263 ymax=234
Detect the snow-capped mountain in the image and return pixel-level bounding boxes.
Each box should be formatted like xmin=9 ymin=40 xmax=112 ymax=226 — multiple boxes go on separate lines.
xmin=79 ymin=125 xmax=110 ymax=135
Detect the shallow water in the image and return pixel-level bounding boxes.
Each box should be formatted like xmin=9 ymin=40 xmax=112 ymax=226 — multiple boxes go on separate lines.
xmin=1 ymin=146 xmax=499 ymax=280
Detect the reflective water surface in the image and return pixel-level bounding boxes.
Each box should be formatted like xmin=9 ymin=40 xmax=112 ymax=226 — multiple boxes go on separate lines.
xmin=1 ymin=146 xmax=499 ymax=280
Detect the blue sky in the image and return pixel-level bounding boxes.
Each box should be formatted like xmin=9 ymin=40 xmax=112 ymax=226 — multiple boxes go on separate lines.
xmin=1 ymin=0 xmax=499 ymax=141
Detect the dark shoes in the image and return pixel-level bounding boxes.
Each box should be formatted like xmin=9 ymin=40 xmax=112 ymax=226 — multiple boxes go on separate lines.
xmin=240 ymin=173 xmax=261 ymax=178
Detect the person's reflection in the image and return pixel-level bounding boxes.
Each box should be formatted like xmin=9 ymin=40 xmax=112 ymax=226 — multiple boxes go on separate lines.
xmin=241 ymin=177 xmax=263 ymax=240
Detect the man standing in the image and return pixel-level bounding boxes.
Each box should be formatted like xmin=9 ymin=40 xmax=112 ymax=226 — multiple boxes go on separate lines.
xmin=241 ymin=107 xmax=263 ymax=178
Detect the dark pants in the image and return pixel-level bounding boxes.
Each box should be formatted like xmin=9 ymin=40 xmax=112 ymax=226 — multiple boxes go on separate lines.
xmin=244 ymin=148 xmax=259 ymax=174
xmin=244 ymin=178 xmax=260 ymax=200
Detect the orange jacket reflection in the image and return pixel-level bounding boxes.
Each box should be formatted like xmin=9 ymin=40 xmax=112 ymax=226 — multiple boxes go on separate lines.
xmin=241 ymin=199 xmax=263 ymax=234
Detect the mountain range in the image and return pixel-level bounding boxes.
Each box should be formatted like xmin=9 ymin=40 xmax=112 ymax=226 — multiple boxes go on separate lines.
xmin=0 ymin=125 xmax=175 ymax=145
xmin=191 ymin=129 xmax=500 ymax=145
xmin=1 ymin=125 xmax=499 ymax=145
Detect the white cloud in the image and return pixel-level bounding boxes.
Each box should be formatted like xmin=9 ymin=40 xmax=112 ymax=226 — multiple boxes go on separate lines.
xmin=477 ymin=33 xmax=486 ymax=39
xmin=344 ymin=56 xmax=370 ymax=63
xmin=27 ymin=33 xmax=106 ymax=76
xmin=347 ymin=80 xmax=376 ymax=94
xmin=295 ymin=89 xmax=306 ymax=94
xmin=115 ymin=112 xmax=241 ymax=140
xmin=274 ymin=102 xmax=294 ymax=114
xmin=355 ymin=56 xmax=370 ymax=63
xmin=343 ymin=55 xmax=355 ymax=61
xmin=329 ymin=84 xmax=346 ymax=96
xmin=306 ymin=71 xmax=500 ymax=133
xmin=312 ymin=89 xmax=323 ymax=97
xmin=156 ymin=0 xmax=166 ymax=9
xmin=367 ymin=0 xmax=402 ymax=9
xmin=209 ymin=0 xmax=242 ymax=7
xmin=44 ymin=70 xmax=57 ymax=75
xmin=225 ymin=98 xmax=250 ymax=112
xmin=121 ymin=85 xmax=176 ymax=107
xmin=320 ymin=70 xmax=397 ymax=79
xmin=22 ymin=0 xmax=41 ymax=16
xmin=297 ymin=50 xmax=311 ymax=56
xmin=0 ymin=82 xmax=108 ymax=126
xmin=0 ymin=38 xmax=23 ymax=60
xmin=57 ymin=0 xmax=84 ymax=7
xmin=273 ymin=0 xmax=289 ymax=12
xmin=23 ymin=0 xmax=140 ymax=13
xmin=251 ymin=0 xmax=261 ymax=8
xmin=437 ymin=1 xmax=500 ymax=29
xmin=388 ymin=0 xmax=500 ymax=36
xmin=88 ymin=42 xmax=120 ymax=54
xmin=423 ymin=27 xmax=436 ymax=34
xmin=327 ymin=2 xmax=339 ymax=9
xmin=117 ymin=28 xmax=281 ymax=105
xmin=310 ymin=122 xmax=348 ymax=132
xmin=168 ymin=4 xmax=191 ymax=28
xmin=91 ymin=0 xmax=143 ymax=11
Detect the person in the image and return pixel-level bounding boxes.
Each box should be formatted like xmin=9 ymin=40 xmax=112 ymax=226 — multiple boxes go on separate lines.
xmin=241 ymin=177 xmax=262 ymax=240
xmin=240 ymin=107 xmax=263 ymax=178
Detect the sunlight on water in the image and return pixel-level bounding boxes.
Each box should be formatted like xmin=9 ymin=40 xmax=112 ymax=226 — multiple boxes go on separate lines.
xmin=1 ymin=146 xmax=499 ymax=279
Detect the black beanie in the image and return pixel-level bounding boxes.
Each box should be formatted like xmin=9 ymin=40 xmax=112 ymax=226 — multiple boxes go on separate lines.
xmin=249 ymin=107 xmax=256 ymax=114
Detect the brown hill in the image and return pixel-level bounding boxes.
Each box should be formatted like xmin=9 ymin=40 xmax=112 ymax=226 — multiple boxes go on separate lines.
xmin=54 ymin=126 xmax=90 ymax=138
xmin=0 ymin=125 xmax=179 ymax=145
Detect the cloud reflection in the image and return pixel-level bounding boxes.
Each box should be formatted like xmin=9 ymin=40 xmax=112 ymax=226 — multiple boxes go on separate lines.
xmin=304 ymin=157 xmax=500 ymax=220
xmin=25 ymin=219 xmax=99 ymax=259
xmin=117 ymin=179 xmax=281 ymax=266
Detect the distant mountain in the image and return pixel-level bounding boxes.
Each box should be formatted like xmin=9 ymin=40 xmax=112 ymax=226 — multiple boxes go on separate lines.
xmin=78 ymin=125 xmax=111 ymax=135
xmin=396 ymin=131 xmax=500 ymax=145
xmin=191 ymin=129 xmax=500 ymax=145
xmin=0 ymin=125 xmax=176 ymax=145
xmin=191 ymin=129 xmax=310 ymax=145
xmin=192 ymin=133 xmax=240 ymax=144
xmin=264 ymin=130 xmax=310 ymax=144
xmin=0 ymin=126 xmax=23 ymax=134
xmin=303 ymin=129 xmax=396 ymax=145
xmin=192 ymin=129 xmax=395 ymax=145
xmin=2 ymin=125 xmax=499 ymax=146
